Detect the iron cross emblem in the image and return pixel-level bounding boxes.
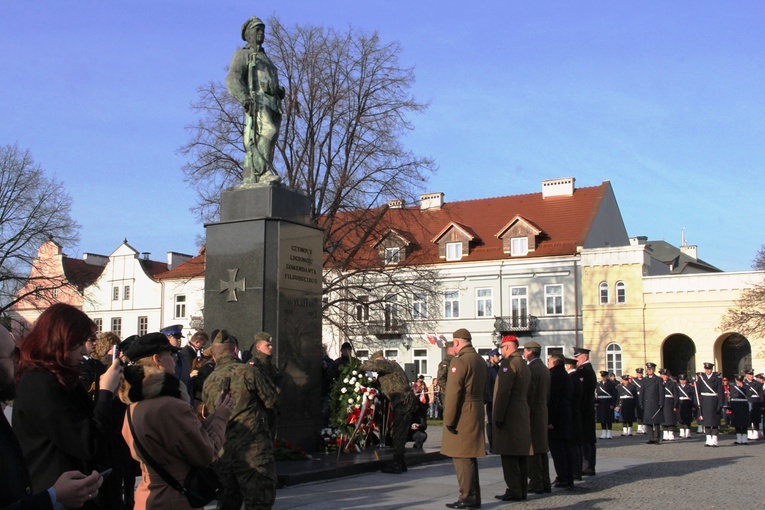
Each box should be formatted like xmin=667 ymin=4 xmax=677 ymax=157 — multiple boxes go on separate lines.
xmin=220 ymin=269 xmax=245 ymax=302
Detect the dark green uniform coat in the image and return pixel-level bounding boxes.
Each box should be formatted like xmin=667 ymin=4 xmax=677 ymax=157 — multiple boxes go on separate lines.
xmin=441 ymin=346 xmax=488 ymax=459
xmin=492 ymin=350 xmax=532 ymax=456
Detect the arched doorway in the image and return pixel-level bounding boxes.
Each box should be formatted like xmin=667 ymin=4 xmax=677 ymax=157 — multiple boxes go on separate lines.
xmin=662 ymin=334 xmax=696 ymax=376
xmin=720 ymin=334 xmax=751 ymax=378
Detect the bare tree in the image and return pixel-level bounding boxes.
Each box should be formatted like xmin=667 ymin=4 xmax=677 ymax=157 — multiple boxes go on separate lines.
xmin=180 ymin=19 xmax=441 ymax=345
xmin=720 ymin=246 xmax=765 ymax=339
xmin=0 ymin=144 xmax=80 ymax=316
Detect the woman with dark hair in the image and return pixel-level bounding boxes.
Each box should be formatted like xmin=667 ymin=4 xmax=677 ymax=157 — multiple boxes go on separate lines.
xmin=13 ymin=303 xmax=123 ymax=509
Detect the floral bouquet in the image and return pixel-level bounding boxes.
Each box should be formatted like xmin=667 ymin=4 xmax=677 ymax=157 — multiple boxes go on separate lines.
xmin=273 ymin=438 xmax=312 ymax=461
xmin=329 ymin=360 xmax=380 ymax=452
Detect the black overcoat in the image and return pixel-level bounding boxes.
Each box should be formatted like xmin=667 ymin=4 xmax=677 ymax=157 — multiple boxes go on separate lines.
xmin=576 ymin=362 xmax=597 ymax=443
xmin=639 ymin=374 xmax=665 ymax=425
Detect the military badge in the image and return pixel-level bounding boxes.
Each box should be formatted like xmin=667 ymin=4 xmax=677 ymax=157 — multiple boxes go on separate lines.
xmin=451 ymin=367 xmax=457 ymax=373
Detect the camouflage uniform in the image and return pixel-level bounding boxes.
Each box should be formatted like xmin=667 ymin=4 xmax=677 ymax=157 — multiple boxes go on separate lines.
xmin=437 ymin=354 xmax=454 ymax=408
xmin=203 ymin=353 xmax=280 ymax=510
xmin=249 ymin=351 xmax=281 ymax=440
xmin=360 ymin=358 xmax=415 ymax=472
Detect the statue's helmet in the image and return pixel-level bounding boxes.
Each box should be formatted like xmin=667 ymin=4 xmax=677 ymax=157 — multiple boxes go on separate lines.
xmin=241 ymin=16 xmax=265 ymax=41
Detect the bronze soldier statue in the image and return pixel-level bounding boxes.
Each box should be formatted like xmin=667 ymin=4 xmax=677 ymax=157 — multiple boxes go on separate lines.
xmin=227 ymin=16 xmax=285 ymax=186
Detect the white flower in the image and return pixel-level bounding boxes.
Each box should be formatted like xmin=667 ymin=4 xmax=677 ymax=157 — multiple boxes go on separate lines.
xmin=341 ymin=388 xmax=347 ymax=394
xmin=352 ymin=370 xmax=358 ymax=376
xmin=348 ymin=398 xmax=354 ymax=404
xmin=349 ymin=377 xmax=357 ymax=384
xmin=343 ymin=378 xmax=349 ymax=384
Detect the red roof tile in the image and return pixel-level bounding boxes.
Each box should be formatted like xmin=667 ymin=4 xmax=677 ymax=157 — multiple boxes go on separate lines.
xmin=155 ymin=250 xmax=206 ymax=280
xmin=325 ymin=182 xmax=612 ymax=268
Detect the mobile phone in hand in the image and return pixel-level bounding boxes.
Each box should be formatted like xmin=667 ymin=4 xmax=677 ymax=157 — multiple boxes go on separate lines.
xmin=222 ymin=377 xmax=231 ymax=395
xmin=99 ymin=468 xmax=113 ymax=479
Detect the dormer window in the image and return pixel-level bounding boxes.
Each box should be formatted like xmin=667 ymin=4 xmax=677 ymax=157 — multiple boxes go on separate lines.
xmin=510 ymin=237 xmax=528 ymax=256
xmin=375 ymin=229 xmax=413 ymax=266
xmin=495 ymin=215 xmax=544 ymax=258
xmin=385 ymin=247 xmax=400 ymax=265
xmin=446 ymin=242 xmax=463 ymax=261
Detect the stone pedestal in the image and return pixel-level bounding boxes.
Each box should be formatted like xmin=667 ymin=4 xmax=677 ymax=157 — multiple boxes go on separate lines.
xmin=204 ymin=185 xmax=323 ymax=451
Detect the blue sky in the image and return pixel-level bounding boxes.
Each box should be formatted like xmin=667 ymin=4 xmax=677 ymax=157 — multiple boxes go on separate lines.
xmin=2 ymin=1 xmax=763 ymax=271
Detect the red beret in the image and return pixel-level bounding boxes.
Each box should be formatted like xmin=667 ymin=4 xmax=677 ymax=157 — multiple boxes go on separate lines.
xmin=501 ymin=335 xmax=518 ymax=346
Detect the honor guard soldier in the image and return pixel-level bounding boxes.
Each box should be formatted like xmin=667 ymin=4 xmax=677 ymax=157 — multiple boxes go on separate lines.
xmin=639 ymin=363 xmax=664 ymax=444
xmin=675 ymin=374 xmax=694 ymax=438
xmin=574 ymin=347 xmax=597 ymax=475
xmin=659 ymin=369 xmax=679 ymax=441
xmin=744 ymin=369 xmax=763 ymax=440
xmin=696 ymin=362 xmax=725 ymax=447
xmin=729 ymin=375 xmax=751 ymax=445
xmin=616 ymin=375 xmax=637 ymax=436
xmin=633 ymin=368 xmax=645 ymax=433
xmin=596 ymin=371 xmax=618 ymax=439
xmin=564 ymin=357 xmax=583 ymax=481
xmin=524 ymin=341 xmax=551 ymax=494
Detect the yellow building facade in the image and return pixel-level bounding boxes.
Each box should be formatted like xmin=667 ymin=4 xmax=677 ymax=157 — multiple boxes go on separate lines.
xmin=581 ymin=242 xmax=764 ymax=378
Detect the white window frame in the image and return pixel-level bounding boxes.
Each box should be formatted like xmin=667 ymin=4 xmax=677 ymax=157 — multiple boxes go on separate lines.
xmin=446 ymin=242 xmax=463 ymax=261
xmin=384 ymin=349 xmax=399 ymax=361
xmin=137 ymin=316 xmax=148 ymax=336
xmin=94 ymin=318 xmax=103 ymax=334
xmin=356 ymin=349 xmax=369 ymax=361
xmin=385 ymin=247 xmax=400 ymax=265
xmin=174 ymin=294 xmax=187 ymax=319
xmin=112 ymin=286 xmax=119 ymax=301
xmin=616 ymin=281 xmax=626 ymax=304
xmin=606 ymin=343 xmax=623 ymax=375
xmin=413 ymin=292 xmax=428 ymax=320
xmin=599 ymin=282 xmax=609 ymax=305
xmin=111 ymin=317 xmax=122 ymax=338
xmin=476 ymin=288 xmax=493 ymax=317
xmin=413 ymin=349 xmax=428 ymax=376
xmin=444 ymin=289 xmax=460 ymax=318
xmin=510 ymin=237 xmax=529 ymax=256
xmin=123 ymin=285 xmax=130 ymax=300
xmin=545 ymin=284 xmax=564 ymax=315
xmin=356 ymin=296 xmax=370 ymax=322
xmin=510 ymin=286 xmax=528 ymax=327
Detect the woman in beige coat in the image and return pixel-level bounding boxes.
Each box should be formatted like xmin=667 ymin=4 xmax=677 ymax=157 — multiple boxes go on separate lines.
xmin=119 ymin=333 xmax=234 ymax=510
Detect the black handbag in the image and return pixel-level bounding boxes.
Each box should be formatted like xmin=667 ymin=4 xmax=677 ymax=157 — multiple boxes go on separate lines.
xmin=127 ymin=407 xmax=222 ymax=507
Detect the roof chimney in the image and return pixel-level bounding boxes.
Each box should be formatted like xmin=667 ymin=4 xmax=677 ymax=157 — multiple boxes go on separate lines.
xmin=420 ymin=192 xmax=444 ymax=210
xmin=542 ymin=177 xmax=575 ymax=198
xmin=630 ymin=236 xmax=648 ymax=246
xmin=142 ymin=252 xmax=151 ymax=260
xmin=680 ymin=245 xmax=698 ymax=260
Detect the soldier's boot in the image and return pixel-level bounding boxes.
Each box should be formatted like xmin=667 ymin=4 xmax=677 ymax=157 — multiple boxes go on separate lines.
xmin=600 ymin=430 xmax=607 ymax=439
xmin=381 ymin=454 xmax=405 ymax=474
xmin=711 ymin=435 xmax=718 ymax=447
xmin=698 ymin=425 xmax=704 ymax=433
xmin=401 ymin=456 xmax=408 ymax=473
xmin=661 ymin=430 xmax=667 ymax=440
xmin=742 ymin=433 xmax=749 ymax=444
xmin=747 ymin=429 xmax=754 ymax=440
xmin=704 ymin=435 xmax=712 ymax=446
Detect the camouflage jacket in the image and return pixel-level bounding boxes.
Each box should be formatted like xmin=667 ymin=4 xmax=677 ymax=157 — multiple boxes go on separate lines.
xmin=202 ymin=354 xmax=280 ymax=438
xmin=360 ymin=358 xmax=410 ymax=401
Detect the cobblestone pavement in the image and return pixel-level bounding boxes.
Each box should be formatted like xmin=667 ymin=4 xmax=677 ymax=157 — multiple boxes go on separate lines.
xmin=270 ymin=428 xmax=765 ymax=510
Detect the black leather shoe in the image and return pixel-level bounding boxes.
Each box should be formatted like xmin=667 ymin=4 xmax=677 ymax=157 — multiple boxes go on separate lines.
xmin=446 ymin=502 xmax=476 ymax=509
xmin=494 ymin=494 xmax=526 ymax=501
xmin=582 ymin=470 xmax=596 ymax=476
